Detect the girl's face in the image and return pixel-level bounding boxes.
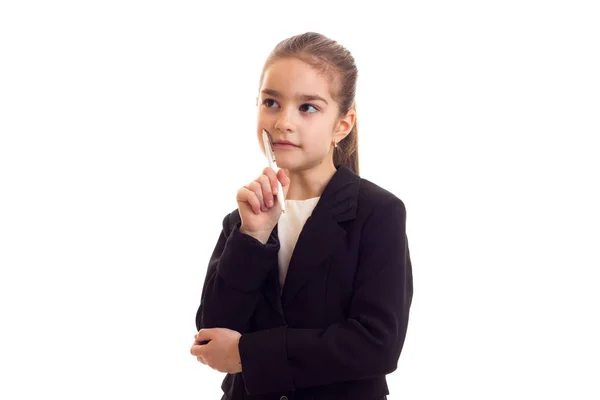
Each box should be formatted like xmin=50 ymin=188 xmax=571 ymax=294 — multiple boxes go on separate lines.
xmin=256 ymin=57 xmax=353 ymax=172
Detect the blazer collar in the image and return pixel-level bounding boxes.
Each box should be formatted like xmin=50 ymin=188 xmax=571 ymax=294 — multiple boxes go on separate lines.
xmin=266 ymin=165 xmax=361 ymax=312
xmin=309 ymin=164 xmax=360 ymax=222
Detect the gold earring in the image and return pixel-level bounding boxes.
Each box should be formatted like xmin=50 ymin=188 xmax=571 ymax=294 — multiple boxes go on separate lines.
xmin=334 ymin=141 xmax=338 ymax=148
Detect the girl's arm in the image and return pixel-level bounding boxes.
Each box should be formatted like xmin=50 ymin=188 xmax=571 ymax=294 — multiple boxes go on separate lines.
xmin=237 ymin=197 xmax=413 ymax=395
xmin=195 ymin=211 xmax=279 ymax=334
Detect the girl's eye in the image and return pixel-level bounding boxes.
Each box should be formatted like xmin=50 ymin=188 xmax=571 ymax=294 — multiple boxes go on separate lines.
xmin=263 ymin=98 xmax=279 ymax=108
xmin=299 ymin=104 xmax=318 ymax=113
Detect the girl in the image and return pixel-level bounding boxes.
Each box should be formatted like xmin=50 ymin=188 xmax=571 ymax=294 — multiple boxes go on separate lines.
xmin=190 ymin=32 xmax=413 ymax=400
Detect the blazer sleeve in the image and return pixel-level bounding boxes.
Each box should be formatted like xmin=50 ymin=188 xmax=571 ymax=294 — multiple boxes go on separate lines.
xmin=237 ymin=197 xmax=413 ymax=394
xmin=195 ymin=212 xmax=280 ymax=333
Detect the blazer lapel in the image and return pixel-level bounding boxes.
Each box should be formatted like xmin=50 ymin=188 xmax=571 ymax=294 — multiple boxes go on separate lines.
xmin=280 ymin=165 xmax=361 ymax=308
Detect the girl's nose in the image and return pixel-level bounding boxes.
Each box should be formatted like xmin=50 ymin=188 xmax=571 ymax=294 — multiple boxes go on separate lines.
xmin=274 ymin=111 xmax=294 ymax=133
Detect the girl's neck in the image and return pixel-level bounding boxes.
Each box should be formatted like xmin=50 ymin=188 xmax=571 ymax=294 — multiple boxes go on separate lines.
xmin=284 ymin=160 xmax=336 ymax=200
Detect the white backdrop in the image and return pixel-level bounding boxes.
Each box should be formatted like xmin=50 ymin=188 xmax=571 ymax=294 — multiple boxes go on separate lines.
xmin=1 ymin=1 xmax=599 ymax=399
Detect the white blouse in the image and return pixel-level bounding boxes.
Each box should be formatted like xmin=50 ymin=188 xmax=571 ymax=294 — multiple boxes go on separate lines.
xmin=277 ymin=197 xmax=321 ymax=292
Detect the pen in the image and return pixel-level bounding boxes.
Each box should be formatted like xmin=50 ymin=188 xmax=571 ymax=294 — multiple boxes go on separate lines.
xmin=262 ymin=129 xmax=286 ymax=213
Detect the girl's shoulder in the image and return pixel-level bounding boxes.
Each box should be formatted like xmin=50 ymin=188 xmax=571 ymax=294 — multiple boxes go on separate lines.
xmin=357 ymin=176 xmax=407 ymax=215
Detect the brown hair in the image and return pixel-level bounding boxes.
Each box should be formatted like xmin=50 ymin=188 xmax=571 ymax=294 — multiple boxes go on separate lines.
xmin=259 ymin=32 xmax=360 ymax=175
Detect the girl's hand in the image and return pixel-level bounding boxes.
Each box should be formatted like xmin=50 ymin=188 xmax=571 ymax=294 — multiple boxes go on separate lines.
xmin=190 ymin=328 xmax=242 ymax=374
xmin=236 ymin=167 xmax=290 ymax=243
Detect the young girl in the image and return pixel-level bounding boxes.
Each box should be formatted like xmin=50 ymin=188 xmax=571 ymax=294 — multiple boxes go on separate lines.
xmin=190 ymin=32 xmax=413 ymax=400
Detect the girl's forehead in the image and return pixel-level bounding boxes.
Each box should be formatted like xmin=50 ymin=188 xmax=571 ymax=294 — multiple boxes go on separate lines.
xmin=261 ymin=58 xmax=336 ymax=99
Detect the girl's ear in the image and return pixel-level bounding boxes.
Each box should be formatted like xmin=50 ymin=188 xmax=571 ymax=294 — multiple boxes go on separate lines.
xmin=333 ymin=108 xmax=356 ymax=143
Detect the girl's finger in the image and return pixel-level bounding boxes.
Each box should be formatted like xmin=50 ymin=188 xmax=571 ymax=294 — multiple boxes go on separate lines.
xmin=240 ymin=187 xmax=261 ymax=214
xmin=263 ymin=167 xmax=279 ymax=195
xmin=277 ymin=168 xmax=290 ymax=186
xmin=248 ymin=181 xmax=266 ymax=212
xmin=190 ymin=344 xmax=202 ymax=357
xmin=257 ymin=174 xmax=274 ymax=208
xmin=277 ymin=169 xmax=291 ymax=197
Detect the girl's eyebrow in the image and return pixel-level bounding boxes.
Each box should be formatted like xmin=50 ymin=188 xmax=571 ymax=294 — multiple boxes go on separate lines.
xmin=261 ymin=88 xmax=329 ymax=105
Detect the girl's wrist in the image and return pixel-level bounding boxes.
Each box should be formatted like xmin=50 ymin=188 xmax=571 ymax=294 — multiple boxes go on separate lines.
xmin=239 ymin=226 xmax=271 ymax=244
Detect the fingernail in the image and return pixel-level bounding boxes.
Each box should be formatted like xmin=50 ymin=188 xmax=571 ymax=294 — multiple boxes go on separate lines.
xmin=268 ymin=200 xmax=273 ymax=207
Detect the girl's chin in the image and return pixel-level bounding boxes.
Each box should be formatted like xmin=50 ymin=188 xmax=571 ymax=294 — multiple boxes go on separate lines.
xmin=274 ymin=159 xmax=299 ymax=171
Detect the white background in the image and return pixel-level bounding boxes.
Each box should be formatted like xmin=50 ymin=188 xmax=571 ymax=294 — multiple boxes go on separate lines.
xmin=1 ymin=1 xmax=599 ymax=399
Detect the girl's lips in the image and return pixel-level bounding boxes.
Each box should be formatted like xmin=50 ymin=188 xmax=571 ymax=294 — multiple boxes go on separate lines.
xmin=273 ymin=142 xmax=299 ymax=148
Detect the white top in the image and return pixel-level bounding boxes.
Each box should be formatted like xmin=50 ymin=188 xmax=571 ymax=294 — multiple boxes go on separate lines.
xmin=277 ymin=197 xmax=320 ymax=292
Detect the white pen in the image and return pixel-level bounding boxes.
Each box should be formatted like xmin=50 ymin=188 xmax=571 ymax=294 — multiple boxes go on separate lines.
xmin=261 ymin=129 xmax=286 ymax=213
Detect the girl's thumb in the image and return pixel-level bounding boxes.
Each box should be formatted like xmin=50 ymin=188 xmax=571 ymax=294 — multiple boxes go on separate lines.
xmin=277 ymin=169 xmax=291 ymax=198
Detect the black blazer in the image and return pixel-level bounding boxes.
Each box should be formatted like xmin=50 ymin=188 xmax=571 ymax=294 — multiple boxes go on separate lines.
xmin=196 ymin=165 xmax=413 ymax=400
